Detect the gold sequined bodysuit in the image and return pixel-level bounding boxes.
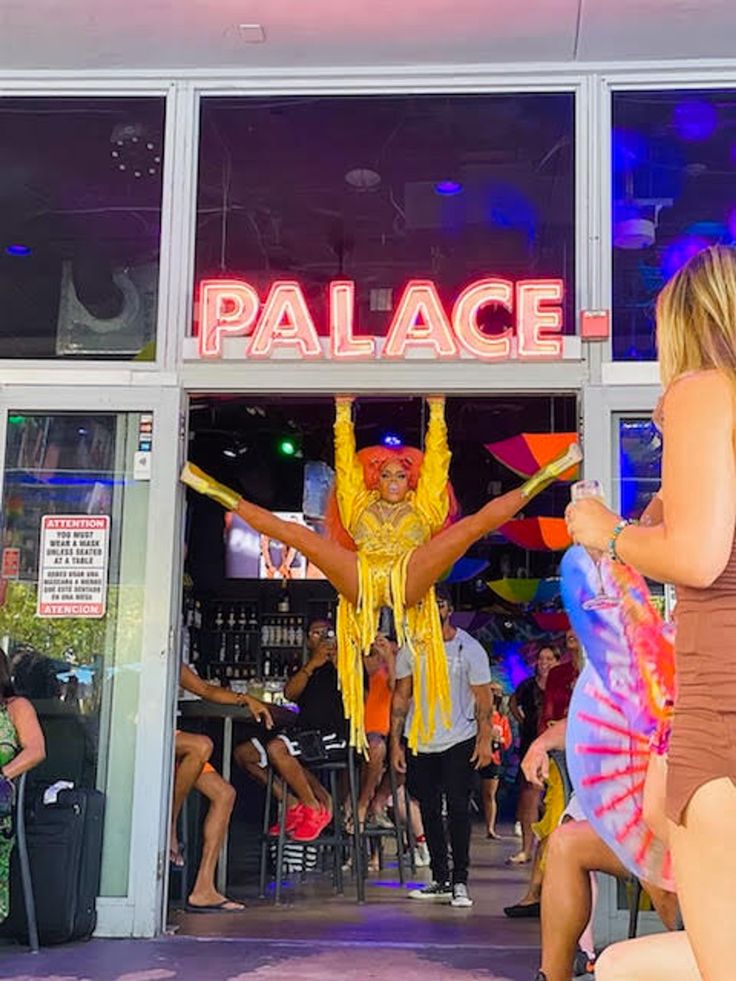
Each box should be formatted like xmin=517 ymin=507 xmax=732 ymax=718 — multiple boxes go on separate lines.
xmin=334 ymin=399 xmax=452 ymax=751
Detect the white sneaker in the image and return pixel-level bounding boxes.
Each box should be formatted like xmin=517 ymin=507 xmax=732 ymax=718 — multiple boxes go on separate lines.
xmin=450 ymin=883 xmax=473 ymax=908
xmin=408 ymin=881 xmax=452 ymax=900
xmin=414 ymin=842 xmax=431 ymax=867
xmin=514 ymin=821 xmax=522 ymax=838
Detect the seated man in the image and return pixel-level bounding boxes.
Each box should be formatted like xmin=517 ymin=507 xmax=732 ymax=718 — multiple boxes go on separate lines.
xmin=234 ymin=619 xmax=344 ymax=843
xmin=173 ymin=663 xmax=273 ymax=912
xmin=522 ymin=719 xmax=678 ymax=981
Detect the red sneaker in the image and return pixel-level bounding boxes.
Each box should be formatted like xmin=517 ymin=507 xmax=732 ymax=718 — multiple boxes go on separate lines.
xmin=268 ymin=803 xmax=304 ymax=837
xmin=291 ymin=805 xmax=331 ymax=842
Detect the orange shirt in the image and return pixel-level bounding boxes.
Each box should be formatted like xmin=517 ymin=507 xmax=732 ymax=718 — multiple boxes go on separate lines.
xmin=491 ymin=711 xmax=512 ymax=765
xmin=364 ymin=665 xmax=392 ymax=736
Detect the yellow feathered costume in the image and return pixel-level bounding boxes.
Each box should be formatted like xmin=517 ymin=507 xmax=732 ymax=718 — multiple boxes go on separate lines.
xmin=333 ymin=398 xmax=452 ymax=753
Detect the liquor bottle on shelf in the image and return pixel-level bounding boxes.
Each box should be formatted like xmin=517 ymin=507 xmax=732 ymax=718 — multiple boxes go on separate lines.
xmin=214 ymin=605 xmax=224 ymax=630
xmin=278 ymin=580 xmax=290 ymax=613
xmin=261 ymin=622 xmax=269 ymax=646
xmin=227 ymin=606 xmax=236 ymax=630
xmin=233 ymin=636 xmax=242 ymax=663
xmin=218 ymin=635 xmax=227 ymax=663
xmin=263 ymin=652 xmax=272 ymax=678
xmin=193 ymin=600 xmax=203 ymax=630
xmin=248 ymin=605 xmax=258 ymax=629
xmin=295 ymin=621 xmax=304 ymax=646
xmin=238 ymin=606 xmax=247 ymax=630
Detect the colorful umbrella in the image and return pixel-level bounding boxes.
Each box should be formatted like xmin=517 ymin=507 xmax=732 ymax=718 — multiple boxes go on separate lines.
xmin=488 ymin=577 xmax=560 ymax=605
xmin=499 ymin=517 xmax=572 ymax=551
xmin=442 ymin=558 xmax=490 ymax=584
xmin=485 ymin=433 xmax=580 ymax=479
xmin=532 ymin=611 xmax=570 ymax=632
xmin=562 ymin=545 xmax=675 ymax=892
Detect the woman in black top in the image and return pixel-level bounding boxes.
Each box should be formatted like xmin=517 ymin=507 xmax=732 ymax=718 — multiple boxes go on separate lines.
xmin=507 ymin=646 xmax=560 ymax=864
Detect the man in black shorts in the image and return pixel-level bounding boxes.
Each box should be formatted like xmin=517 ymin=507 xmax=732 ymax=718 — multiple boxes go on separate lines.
xmin=234 ymin=619 xmax=346 ymax=842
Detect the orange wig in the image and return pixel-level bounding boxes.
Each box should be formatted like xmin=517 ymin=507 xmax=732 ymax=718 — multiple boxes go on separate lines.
xmin=325 ymin=444 xmax=458 ymax=550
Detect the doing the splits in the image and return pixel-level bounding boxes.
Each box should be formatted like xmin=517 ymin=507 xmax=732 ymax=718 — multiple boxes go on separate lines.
xmin=182 ymin=396 xmax=581 ymax=751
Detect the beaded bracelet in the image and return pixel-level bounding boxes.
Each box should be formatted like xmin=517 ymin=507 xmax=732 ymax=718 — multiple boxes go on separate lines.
xmin=607 ymin=518 xmax=633 ymax=562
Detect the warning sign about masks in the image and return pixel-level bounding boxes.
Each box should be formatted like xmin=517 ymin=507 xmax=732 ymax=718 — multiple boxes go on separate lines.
xmin=37 ymin=515 xmax=110 ymax=618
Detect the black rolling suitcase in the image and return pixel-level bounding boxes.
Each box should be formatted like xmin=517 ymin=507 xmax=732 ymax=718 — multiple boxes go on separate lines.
xmin=6 ymin=787 xmax=105 ymax=944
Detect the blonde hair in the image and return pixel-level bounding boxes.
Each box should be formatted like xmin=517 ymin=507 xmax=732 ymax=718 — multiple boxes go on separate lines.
xmin=656 ymin=244 xmax=736 ymax=387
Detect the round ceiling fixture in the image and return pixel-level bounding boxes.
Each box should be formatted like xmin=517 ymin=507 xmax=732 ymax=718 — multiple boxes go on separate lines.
xmin=344 ymin=168 xmax=381 ymax=191
xmin=613 ymin=218 xmax=656 ymax=250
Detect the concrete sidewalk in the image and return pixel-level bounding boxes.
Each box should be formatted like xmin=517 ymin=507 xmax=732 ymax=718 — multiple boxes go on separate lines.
xmin=0 ymin=935 xmax=539 ymax=980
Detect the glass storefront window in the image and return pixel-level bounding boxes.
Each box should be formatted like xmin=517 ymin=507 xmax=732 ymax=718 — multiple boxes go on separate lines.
xmin=618 ymin=416 xmax=662 ymax=519
xmin=0 ymin=97 xmax=165 ymax=360
xmin=613 ymin=89 xmax=736 ymax=361
xmin=0 ymin=411 xmax=152 ymax=896
xmin=194 ymin=94 xmax=575 ymax=342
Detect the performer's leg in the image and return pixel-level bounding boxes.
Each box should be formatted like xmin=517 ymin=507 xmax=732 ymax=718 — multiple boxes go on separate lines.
xmin=406 ymin=442 xmax=580 ymax=608
xmin=182 ymin=463 xmax=359 ymax=603
xmin=233 ymin=499 xmax=359 ymax=604
xmin=406 ymin=487 xmax=526 ymax=606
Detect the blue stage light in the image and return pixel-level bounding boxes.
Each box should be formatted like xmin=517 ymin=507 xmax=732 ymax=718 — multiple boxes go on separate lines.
xmin=673 ymin=100 xmax=718 ymax=142
xmin=5 ymin=244 xmax=31 ymax=257
xmin=382 ymin=433 xmax=402 ymax=448
xmin=435 ymin=180 xmax=463 ymax=196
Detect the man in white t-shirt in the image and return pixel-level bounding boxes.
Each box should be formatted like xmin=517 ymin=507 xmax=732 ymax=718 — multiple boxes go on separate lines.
xmin=391 ymin=584 xmax=493 ymax=908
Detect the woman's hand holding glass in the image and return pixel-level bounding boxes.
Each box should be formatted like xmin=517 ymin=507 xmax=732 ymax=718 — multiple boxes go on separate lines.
xmin=565 ymin=491 xmax=619 ymax=554
xmin=567 ymin=480 xmax=622 ymax=610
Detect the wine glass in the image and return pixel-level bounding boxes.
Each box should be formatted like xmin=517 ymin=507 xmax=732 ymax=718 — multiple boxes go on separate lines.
xmin=571 ymin=479 xmax=621 ymax=611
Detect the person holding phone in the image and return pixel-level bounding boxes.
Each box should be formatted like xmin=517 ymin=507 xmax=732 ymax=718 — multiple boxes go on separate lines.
xmin=235 ymin=619 xmax=345 ymax=843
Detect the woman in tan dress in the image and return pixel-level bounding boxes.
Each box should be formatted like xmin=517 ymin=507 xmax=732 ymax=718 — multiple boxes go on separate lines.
xmin=567 ymin=244 xmax=736 ymax=980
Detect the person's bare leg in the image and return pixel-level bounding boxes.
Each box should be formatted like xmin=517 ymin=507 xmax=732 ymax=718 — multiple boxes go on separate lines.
xmin=512 ymin=838 xmax=546 ymax=906
xmin=187 ymin=770 xmax=242 ymax=910
xmin=405 ymin=444 xmax=580 ymax=607
xmin=596 ymin=933 xmax=700 ymax=981
xmin=482 ymin=777 xmax=500 ymax=837
xmin=540 ymin=821 xmax=629 ymax=981
xmin=643 ymin=880 xmax=680 ymax=932
xmin=182 ymin=464 xmax=359 ymax=603
xmin=520 ymin=783 xmax=541 ymax=860
xmin=171 ymin=732 xmax=212 ymax=863
xmin=406 ymin=489 xmax=528 ymax=606
xmin=357 ymin=735 xmax=386 ymax=825
xmin=599 ymin=776 xmax=736 ymax=980
xmin=266 ymin=739 xmax=330 ymax=812
xmin=233 ymin=740 xmax=294 ymax=806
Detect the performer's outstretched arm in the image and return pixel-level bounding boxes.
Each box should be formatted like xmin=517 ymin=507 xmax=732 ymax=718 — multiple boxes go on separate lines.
xmin=414 ymin=395 xmax=452 ymax=533
xmin=334 ymin=396 xmax=368 ymax=534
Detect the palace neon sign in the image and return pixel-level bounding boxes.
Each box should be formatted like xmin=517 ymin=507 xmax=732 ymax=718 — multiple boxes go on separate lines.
xmin=196 ymin=277 xmax=565 ymax=362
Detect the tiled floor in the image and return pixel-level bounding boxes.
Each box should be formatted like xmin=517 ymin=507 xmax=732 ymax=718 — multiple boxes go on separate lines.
xmin=0 ymin=827 xmax=543 ymax=981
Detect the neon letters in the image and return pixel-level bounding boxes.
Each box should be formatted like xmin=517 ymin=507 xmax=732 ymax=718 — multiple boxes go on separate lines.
xmin=197 ymin=277 xmax=565 ymax=362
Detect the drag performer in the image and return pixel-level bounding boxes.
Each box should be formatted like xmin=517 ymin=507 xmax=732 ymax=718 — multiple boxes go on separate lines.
xmin=182 ymin=395 xmax=581 ymax=751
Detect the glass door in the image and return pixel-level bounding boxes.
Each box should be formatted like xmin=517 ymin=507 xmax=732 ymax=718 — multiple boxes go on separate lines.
xmin=0 ymin=387 xmax=183 ymax=937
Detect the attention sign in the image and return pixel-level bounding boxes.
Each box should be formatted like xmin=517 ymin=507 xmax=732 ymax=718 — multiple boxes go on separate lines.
xmin=37 ymin=515 xmax=110 ymax=619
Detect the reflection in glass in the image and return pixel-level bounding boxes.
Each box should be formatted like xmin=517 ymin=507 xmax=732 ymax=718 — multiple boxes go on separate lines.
xmin=618 ymin=417 xmax=662 ymax=520
xmin=195 ymin=95 xmax=575 ymax=341
xmin=613 ymin=90 xmax=736 ymax=361
xmin=0 ymin=98 xmax=165 ymax=360
xmin=0 ymin=412 xmax=151 ymax=896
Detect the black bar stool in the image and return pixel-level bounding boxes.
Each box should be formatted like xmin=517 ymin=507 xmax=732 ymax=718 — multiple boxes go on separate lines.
xmin=259 ymin=747 xmax=364 ymax=904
